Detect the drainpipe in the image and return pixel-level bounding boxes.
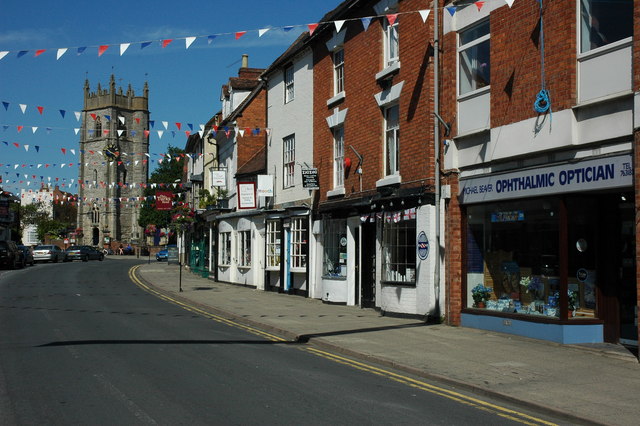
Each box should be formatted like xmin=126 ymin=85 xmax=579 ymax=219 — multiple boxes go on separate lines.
xmin=433 ymin=1 xmax=442 ymax=321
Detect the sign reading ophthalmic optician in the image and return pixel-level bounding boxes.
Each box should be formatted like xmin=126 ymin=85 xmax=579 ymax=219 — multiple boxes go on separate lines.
xmin=459 ymin=154 xmax=633 ymax=204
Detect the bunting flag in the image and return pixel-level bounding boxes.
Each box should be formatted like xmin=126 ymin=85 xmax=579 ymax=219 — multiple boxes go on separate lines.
xmin=235 ymin=31 xmax=246 ymax=40
xmin=56 ymin=48 xmax=67 ymax=60
xmin=258 ymin=28 xmax=270 ymax=37
xmin=98 ymin=45 xmax=109 ymax=57
xmin=419 ymin=10 xmax=431 ymax=23
xmin=34 ymin=49 xmax=46 ymax=57
xmin=307 ymin=23 xmax=318 ymax=35
xmin=37 ymin=106 xmax=44 ymax=114
xmin=120 ymin=43 xmax=130 ymax=56
xmin=387 ymin=14 xmax=398 ymax=26
xmin=162 ymin=39 xmax=173 ymax=48
xmin=505 ymin=0 xmax=515 ymax=7
xmin=185 ymin=37 xmax=196 ymax=49
xmin=334 ymin=20 xmax=345 ymax=33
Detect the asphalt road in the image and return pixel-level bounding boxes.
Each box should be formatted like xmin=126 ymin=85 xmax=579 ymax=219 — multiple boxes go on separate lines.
xmin=0 ymin=259 xmax=559 ymax=425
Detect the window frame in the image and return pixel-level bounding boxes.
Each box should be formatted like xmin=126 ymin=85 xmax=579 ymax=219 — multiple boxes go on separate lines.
xmin=237 ymin=230 xmax=251 ymax=268
xmin=284 ymin=65 xmax=294 ymax=103
xmin=333 ymin=48 xmax=345 ymax=95
xmin=333 ymin=126 xmax=345 ymax=189
xmin=383 ymin=18 xmax=399 ymax=68
xmin=384 ymin=104 xmax=400 ymax=177
xmin=457 ymin=19 xmax=490 ymax=97
xmin=266 ymin=220 xmax=281 ymax=270
xmin=219 ymin=231 xmax=231 ymax=266
xmin=283 ymin=134 xmax=296 ymax=189
xmin=579 ymin=0 xmax=633 ymax=54
xmin=322 ymin=218 xmax=347 ymax=278
xmin=381 ymin=217 xmax=416 ymax=285
xmin=290 ymin=217 xmax=307 ymax=271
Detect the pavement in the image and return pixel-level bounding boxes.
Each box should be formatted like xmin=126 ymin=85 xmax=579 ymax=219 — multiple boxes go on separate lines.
xmin=129 ymin=259 xmax=639 ymax=426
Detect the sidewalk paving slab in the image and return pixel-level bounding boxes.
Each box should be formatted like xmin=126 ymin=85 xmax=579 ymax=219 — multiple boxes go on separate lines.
xmin=133 ymin=261 xmax=640 ymax=426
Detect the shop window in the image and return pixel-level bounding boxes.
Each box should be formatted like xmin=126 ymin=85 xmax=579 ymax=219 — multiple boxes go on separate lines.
xmin=219 ymin=232 xmax=231 ymax=266
xmin=580 ymin=0 xmax=632 ymax=53
xmin=333 ymin=126 xmax=345 ymax=188
xmin=458 ymin=20 xmax=490 ymax=96
xmin=237 ymin=230 xmax=251 ymax=267
xmin=323 ymin=218 xmax=347 ymax=277
xmin=284 ymin=65 xmax=294 ymax=103
xmin=333 ymin=48 xmax=345 ymax=95
xmin=465 ymin=199 xmax=583 ymax=318
xmin=283 ymin=134 xmax=295 ymax=188
xmin=266 ymin=220 xmax=281 ymax=269
xmin=384 ymin=104 xmax=399 ymax=177
xmin=382 ymin=217 xmax=416 ymax=284
xmin=290 ymin=217 xmax=307 ymax=270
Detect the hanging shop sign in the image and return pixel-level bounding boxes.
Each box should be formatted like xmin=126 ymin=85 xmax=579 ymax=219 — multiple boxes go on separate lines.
xmin=459 ymin=154 xmax=632 ymax=204
xmin=301 ymin=168 xmax=319 ymax=189
xmin=211 ymin=170 xmax=227 ymax=187
xmin=257 ymin=175 xmax=274 ymax=197
xmin=237 ymin=182 xmax=256 ymax=209
xmin=155 ymin=190 xmax=174 ymax=211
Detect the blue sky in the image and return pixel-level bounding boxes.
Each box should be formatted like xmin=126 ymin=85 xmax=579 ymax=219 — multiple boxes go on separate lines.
xmin=0 ymin=0 xmax=342 ymax=194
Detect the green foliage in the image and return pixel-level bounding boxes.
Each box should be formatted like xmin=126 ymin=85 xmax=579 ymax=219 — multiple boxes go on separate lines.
xmin=38 ymin=219 xmax=68 ymax=241
xmin=138 ymin=145 xmax=186 ymax=230
xmin=197 ymin=188 xmax=229 ymax=209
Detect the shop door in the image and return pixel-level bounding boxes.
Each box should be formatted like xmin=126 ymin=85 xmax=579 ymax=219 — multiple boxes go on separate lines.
xmin=614 ymin=194 xmax=637 ymax=345
xmin=360 ymin=221 xmax=376 ymax=308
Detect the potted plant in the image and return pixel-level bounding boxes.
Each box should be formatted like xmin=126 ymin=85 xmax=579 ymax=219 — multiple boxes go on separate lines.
xmin=471 ymin=284 xmax=492 ymax=308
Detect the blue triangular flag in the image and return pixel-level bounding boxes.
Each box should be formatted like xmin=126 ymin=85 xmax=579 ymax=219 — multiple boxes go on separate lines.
xmin=361 ymin=17 xmax=372 ymax=31
xmin=446 ymin=6 xmax=457 ymax=16
xmin=17 ymin=51 xmax=28 ymax=58
xmin=187 ymin=123 xmax=193 ymax=131
xmin=35 ymin=146 xmax=40 ymax=152
xmin=77 ymin=47 xmax=87 ymax=55
xmin=283 ymin=26 xmax=294 ymax=32
xmin=207 ymin=35 xmax=216 ymax=44
xmin=149 ymin=120 xmax=155 ymax=128
xmin=141 ymin=41 xmax=151 ymax=49
xmin=104 ymin=115 xmax=111 ymax=121
xmin=2 ymin=102 xmax=8 ymax=111
xmin=59 ymin=109 xmax=66 ymax=118
xmin=2 ymin=126 xmax=8 ymax=131
xmin=131 ymin=130 xmax=136 ymax=136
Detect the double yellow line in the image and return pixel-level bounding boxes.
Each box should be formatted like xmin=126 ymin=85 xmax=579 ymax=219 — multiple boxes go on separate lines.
xmin=129 ymin=265 xmax=556 ymax=426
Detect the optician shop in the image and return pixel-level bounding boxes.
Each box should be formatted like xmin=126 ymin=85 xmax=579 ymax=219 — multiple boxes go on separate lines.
xmin=458 ymin=153 xmax=637 ymax=346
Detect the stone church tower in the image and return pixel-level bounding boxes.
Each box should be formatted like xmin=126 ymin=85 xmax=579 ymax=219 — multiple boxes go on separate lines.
xmin=77 ymin=75 xmax=149 ymax=247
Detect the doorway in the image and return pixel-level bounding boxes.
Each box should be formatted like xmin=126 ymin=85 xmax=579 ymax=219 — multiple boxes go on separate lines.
xmin=360 ymin=221 xmax=376 ymax=308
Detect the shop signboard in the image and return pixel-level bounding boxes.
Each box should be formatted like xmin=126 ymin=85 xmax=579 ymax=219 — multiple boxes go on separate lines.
xmin=459 ymin=154 xmax=633 ymax=204
xmin=301 ymin=168 xmax=319 ymax=189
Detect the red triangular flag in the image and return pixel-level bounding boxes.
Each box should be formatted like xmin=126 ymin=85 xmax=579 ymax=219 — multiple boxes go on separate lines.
xmin=307 ymin=23 xmax=318 ymax=36
xmin=12 ymin=142 xmax=19 ymax=147
xmin=175 ymin=122 xmax=182 ymax=130
xmin=103 ymin=129 xmax=109 ymax=135
xmin=98 ymin=45 xmax=109 ymax=57
xmin=61 ymin=148 xmax=66 ymax=155
xmin=475 ymin=1 xmax=485 ymax=11
xmin=235 ymin=31 xmax=246 ymax=40
xmin=185 ymin=131 xmax=191 ymax=137
xmin=162 ymin=39 xmax=173 ymax=48
xmin=387 ymin=14 xmax=398 ymax=26
xmin=90 ymin=113 xmax=97 ymax=120
xmin=135 ymin=117 xmax=141 ymax=124
xmin=144 ymin=130 xmax=150 ymax=138
xmin=17 ymin=125 xmax=23 ymax=132
xmin=37 ymin=106 xmax=44 ymax=114
xmin=34 ymin=49 xmax=46 ymax=57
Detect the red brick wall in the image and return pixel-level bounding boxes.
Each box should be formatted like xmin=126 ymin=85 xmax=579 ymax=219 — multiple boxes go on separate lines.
xmin=313 ymin=0 xmax=435 ymax=204
xmin=235 ymin=88 xmax=267 ymax=169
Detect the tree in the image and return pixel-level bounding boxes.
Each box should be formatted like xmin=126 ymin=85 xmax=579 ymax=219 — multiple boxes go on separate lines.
xmin=138 ymin=145 xmax=187 ymax=232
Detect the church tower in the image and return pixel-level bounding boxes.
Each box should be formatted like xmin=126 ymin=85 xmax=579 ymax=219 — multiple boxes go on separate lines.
xmin=77 ymin=75 xmax=149 ymax=247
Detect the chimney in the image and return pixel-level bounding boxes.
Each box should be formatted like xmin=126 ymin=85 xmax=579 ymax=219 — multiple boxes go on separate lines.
xmin=241 ymin=54 xmax=249 ymax=68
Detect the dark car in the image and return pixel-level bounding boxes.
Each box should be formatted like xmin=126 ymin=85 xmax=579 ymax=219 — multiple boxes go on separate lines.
xmin=17 ymin=245 xmax=35 ymax=267
xmin=0 ymin=240 xmax=22 ymax=269
xmin=65 ymin=245 xmax=104 ymax=262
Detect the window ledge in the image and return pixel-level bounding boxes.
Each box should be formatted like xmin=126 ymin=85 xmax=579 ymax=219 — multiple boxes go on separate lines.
xmin=457 ymin=85 xmax=490 ymax=103
xmin=376 ymin=174 xmax=401 ymax=188
xmin=381 ymin=281 xmax=416 ymax=287
xmin=327 ymin=91 xmax=346 ymax=108
xmin=238 ymin=266 xmax=251 ymax=270
xmin=454 ymin=127 xmax=490 ymax=140
xmin=266 ymin=267 xmax=280 ymax=272
xmin=573 ymin=91 xmax=633 ymax=109
xmin=326 ymin=187 xmax=345 ymax=198
xmin=291 ymin=268 xmax=306 ymax=273
xmin=322 ymin=275 xmax=347 ymax=280
xmin=376 ymin=61 xmax=401 ymax=81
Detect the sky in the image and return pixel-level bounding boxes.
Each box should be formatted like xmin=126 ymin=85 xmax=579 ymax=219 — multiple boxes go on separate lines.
xmin=0 ymin=0 xmax=343 ymax=195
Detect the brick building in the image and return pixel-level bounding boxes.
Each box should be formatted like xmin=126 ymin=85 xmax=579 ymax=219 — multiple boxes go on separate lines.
xmin=440 ymin=0 xmax=636 ymax=347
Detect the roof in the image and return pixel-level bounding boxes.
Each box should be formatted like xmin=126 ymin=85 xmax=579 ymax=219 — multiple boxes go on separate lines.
xmin=236 ymin=145 xmax=266 ymax=177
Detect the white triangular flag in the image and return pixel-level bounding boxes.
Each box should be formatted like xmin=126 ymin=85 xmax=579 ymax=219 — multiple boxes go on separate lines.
xmin=198 ymin=130 xmax=203 ymax=138
xmin=162 ymin=121 xmax=168 ymax=129
xmin=120 ymin=43 xmax=130 ymax=56
xmin=157 ymin=130 xmax=164 ymax=139
xmin=419 ymin=10 xmax=431 ymax=23
xmin=118 ymin=130 xmax=124 ymax=136
xmin=74 ymin=111 xmax=81 ymax=121
xmin=56 ymin=48 xmax=68 ymax=60
xmin=31 ymin=127 xmax=38 ymax=133
xmin=258 ymin=28 xmax=270 ymax=37
xmin=185 ymin=37 xmax=196 ymax=49
xmin=24 ymin=145 xmax=29 ymax=151
xmin=70 ymin=149 xmax=75 ymax=155
xmin=0 ymin=51 xmax=8 ymax=61
xmin=239 ymin=129 xmax=245 ymax=137
xmin=118 ymin=116 xmax=125 ymax=124
xmin=505 ymin=0 xmax=515 ymax=6
xmin=19 ymin=104 xmax=27 ymax=114
xmin=74 ymin=128 xmax=80 ymax=135
xmin=334 ymin=20 xmax=345 ymax=33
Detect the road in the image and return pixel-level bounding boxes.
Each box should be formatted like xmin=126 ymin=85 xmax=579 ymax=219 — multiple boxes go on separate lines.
xmin=0 ymin=259 xmax=560 ymax=425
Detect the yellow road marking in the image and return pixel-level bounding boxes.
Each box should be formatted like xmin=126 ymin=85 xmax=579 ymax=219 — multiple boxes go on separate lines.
xmin=130 ymin=265 xmax=556 ymax=426
xmin=128 ymin=265 xmax=285 ymax=342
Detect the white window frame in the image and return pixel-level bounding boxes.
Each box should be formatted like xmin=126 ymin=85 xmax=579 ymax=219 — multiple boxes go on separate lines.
xmin=333 ymin=126 xmax=345 ymax=189
xmin=219 ymin=232 xmax=231 ymax=266
xmin=283 ymin=134 xmax=295 ymax=188
xmin=579 ymin=0 xmax=633 ymax=54
xmin=384 ymin=104 xmax=399 ymax=177
xmin=333 ymin=48 xmax=345 ymax=95
xmin=237 ymin=230 xmax=251 ymax=267
xmin=290 ymin=217 xmax=307 ymax=271
xmin=381 ymin=218 xmax=416 ymax=284
xmin=284 ymin=65 xmax=294 ymax=103
xmin=384 ymin=18 xmax=399 ymax=68
xmin=266 ymin=220 xmax=281 ymax=269
xmin=458 ymin=20 xmax=490 ymax=97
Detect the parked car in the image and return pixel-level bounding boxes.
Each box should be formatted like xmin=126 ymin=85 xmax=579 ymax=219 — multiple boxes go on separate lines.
xmin=33 ymin=245 xmax=67 ymax=263
xmin=17 ymin=245 xmax=35 ymax=267
xmin=0 ymin=240 xmax=22 ymax=269
xmin=65 ymin=245 xmax=104 ymax=262
xmin=156 ymin=245 xmax=177 ymax=261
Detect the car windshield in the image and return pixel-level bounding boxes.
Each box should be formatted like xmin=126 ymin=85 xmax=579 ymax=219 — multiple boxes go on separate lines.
xmin=67 ymin=246 xmax=81 ymax=250
xmin=35 ymin=245 xmax=52 ymax=250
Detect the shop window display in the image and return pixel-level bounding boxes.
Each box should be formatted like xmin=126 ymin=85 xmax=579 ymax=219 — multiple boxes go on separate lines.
xmin=466 ymin=198 xmax=594 ymax=318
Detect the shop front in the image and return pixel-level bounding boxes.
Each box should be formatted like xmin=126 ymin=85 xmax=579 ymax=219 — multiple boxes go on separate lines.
xmin=459 ymin=153 xmax=637 ymax=345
